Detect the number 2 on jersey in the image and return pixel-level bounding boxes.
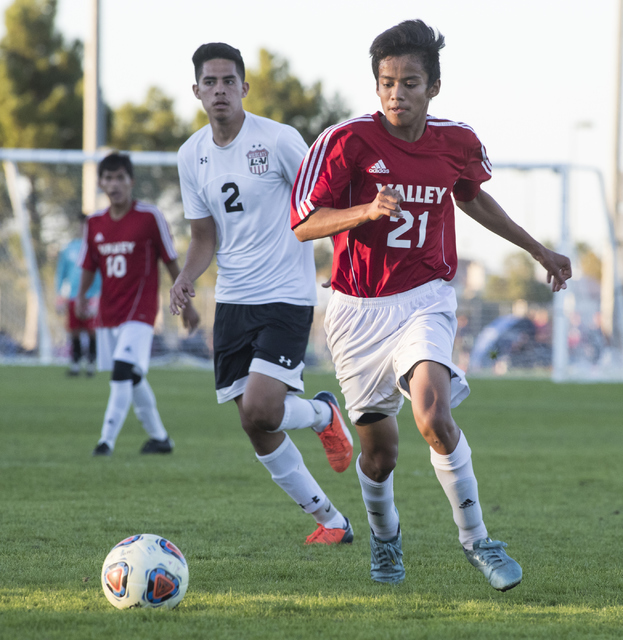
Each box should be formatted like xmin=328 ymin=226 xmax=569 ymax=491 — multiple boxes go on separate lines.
xmin=221 ymin=182 xmax=244 ymax=213
xmin=387 ymin=211 xmax=429 ymax=249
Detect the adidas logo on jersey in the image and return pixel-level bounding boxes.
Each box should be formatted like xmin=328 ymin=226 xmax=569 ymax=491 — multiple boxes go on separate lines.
xmin=368 ymin=159 xmax=390 ymax=174
xmin=95 ymin=232 xmax=105 ymax=242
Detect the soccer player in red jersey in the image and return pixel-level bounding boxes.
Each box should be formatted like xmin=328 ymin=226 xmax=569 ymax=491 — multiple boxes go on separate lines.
xmin=291 ymin=20 xmax=572 ymax=588
xmin=76 ymin=153 xmax=199 ymax=456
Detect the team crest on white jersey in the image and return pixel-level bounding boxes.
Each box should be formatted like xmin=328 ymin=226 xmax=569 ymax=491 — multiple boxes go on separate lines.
xmin=368 ymin=159 xmax=390 ymax=174
xmin=247 ymin=147 xmax=269 ymax=175
xmin=95 ymin=232 xmax=105 ymax=242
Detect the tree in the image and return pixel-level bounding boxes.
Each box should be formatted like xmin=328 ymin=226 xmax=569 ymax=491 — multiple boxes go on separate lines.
xmin=192 ymin=49 xmax=350 ymax=143
xmin=0 ymin=0 xmax=83 ymax=149
xmin=0 ymin=0 xmax=83 ymax=261
xmin=108 ymin=87 xmax=191 ymax=235
xmin=110 ymin=87 xmax=191 ymax=152
xmin=575 ymin=241 xmax=601 ymax=281
xmin=484 ymin=251 xmax=552 ymax=303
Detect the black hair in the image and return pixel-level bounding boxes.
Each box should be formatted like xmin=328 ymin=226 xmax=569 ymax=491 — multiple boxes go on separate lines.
xmin=370 ymin=20 xmax=445 ymax=87
xmin=192 ymin=42 xmax=245 ymax=82
xmin=97 ymin=152 xmax=133 ymax=179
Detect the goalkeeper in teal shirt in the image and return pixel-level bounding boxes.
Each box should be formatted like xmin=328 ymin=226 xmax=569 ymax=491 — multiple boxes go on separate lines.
xmin=56 ymin=225 xmax=102 ymax=376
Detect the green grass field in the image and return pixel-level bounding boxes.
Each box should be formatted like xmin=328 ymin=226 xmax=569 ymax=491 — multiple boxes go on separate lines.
xmin=0 ymin=366 xmax=622 ymax=639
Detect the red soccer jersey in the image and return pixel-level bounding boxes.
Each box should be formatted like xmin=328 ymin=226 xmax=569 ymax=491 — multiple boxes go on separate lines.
xmin=291 ymin=112 xmax=492 ymax=298
xmin=79 ymin=201 xmax=177 ymax=327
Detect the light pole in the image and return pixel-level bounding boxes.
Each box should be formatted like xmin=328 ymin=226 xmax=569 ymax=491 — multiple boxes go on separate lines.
xmin=82 ymin=0 xmax=104 ymax=214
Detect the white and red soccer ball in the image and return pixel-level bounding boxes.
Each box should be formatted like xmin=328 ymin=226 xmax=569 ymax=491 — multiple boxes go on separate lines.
xmin=101 ymin=534 xmax=189 ymax=609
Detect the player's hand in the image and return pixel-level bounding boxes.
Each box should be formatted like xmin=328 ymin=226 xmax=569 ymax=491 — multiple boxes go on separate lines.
xmin=169 ymin=275 xmax=195 ymax=316
xmin=55 ymin=295 xmax=67 ymax=314
xmin=366 ymin=186 xmax=404 ymax=221
xmin=181 ymin=304 xmax=200 ymax=332
xmin=74 ymin=295 xmax=88 ymax=319
xmin=536 ymin=248 xmax=572 ymax=292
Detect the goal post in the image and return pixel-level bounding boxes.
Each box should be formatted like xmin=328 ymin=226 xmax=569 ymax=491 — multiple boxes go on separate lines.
xmin=0 ymin=148 xmax=621 ymax=382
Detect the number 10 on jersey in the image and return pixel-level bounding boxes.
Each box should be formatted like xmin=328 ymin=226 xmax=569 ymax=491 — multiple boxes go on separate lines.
xmin=106 ymin=254 xmax=127 ymax=278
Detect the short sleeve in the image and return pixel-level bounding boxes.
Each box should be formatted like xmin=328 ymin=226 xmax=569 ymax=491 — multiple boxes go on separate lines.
xmin=452 ymin=130 xmax=492 ymax=202
xmin=291 ymin=125 xmax=355 ymax=228
xmin=150 ymin=207 xmax=178 ymax=264
xmin=275 ymin=125 xmax=308 ymax=186
xmin=178 ymin=144 xmax=212 ymax=220
xmin=78 ymin=219 xmax=98 ymax=272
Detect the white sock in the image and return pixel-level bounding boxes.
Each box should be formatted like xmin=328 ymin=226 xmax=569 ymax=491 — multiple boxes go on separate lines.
xmin=356 ymin=454 xmax=400 ymax=540
xmin=275 ymin=394 xmax=332 ymax=433
xmin=256 ymin=433 xmax=327 ymax=513
xmin=312 ymin=498 xmax=347 ymax=529
xmin=132 ymin=379 xmax=168 ymax=441
xmin=99 ymin=380 xmax=132 ymax=449
xmin=430 ymin=431 xmax=488 ymax=549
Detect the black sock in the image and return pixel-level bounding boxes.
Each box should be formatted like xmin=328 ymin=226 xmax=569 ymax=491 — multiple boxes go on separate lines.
xmin=71 ymin=336 xmax=82 ymax=363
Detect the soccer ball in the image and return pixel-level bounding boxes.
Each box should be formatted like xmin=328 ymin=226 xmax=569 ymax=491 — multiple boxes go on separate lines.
xmin=101 ymin=534 xmax=189 ymax=609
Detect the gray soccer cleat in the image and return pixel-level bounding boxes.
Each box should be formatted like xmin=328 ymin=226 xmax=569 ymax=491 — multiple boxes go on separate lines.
xmin=370 ymin=526 xmax=405 ymax=584
xmin=463 ymin=537 xmax=522 ymax=592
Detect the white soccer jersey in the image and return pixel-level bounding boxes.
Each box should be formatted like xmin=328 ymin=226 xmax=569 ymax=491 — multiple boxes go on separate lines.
xmin=178 ymin=112 xmax=317 ymax=306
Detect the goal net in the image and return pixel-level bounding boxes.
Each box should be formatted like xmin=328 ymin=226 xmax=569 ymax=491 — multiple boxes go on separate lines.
xmin=0 ymin=149 xmax=621 ymax=381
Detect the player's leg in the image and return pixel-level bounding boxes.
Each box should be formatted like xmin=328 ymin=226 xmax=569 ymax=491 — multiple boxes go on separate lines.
xmin=92 ymin=327 xmax=123 ymax=455
xmin=86 ymin=330 xmax=97 ymax=377
xmin=215 ymin=301 xmax=352 ymax=471
xmin=356 ymin=414 xmax=405 ymax=583
xmin=324 ymin=291 xmax=408 ymax=578
xmin=234 ymin=372 xmax=351 ymax=544
xmin=251 ymin=302 xmax=352 ymax=472
xmin=112 ymin=321 xmax=174 ymax=454
xmin=85 ymin=296 xmax=98 ymax=377
xmin=408 ymin=359 xmax=521 ymax=591
xmin=66 ymin=300 xmax=82 ymax=376
xmin=242 ymin=370 xmax=352 ymax=473
xmin=69 ymin=330 xmax=82 ymax=376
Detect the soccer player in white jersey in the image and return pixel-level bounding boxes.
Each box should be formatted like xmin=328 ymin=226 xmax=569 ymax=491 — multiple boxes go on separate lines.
xmin=169 ymin=43 xmax=354 ymax=545
xmin=291 ymin=20 xmax=572 ymax=587
xmin=76 ymin=153 xmax=199 ymax=456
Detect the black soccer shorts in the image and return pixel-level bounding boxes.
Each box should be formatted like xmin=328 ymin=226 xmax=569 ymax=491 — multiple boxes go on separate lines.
xmin=213 ymin=301 xmax=313 ymax=397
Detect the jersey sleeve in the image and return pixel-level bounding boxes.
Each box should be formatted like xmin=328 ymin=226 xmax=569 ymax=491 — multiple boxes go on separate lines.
xmin=275 ymin=125 xmax=308 ymax=186
xmin=78 ymin=219 xmax=98 ymax=272
xmin=290 ymin=125 xmax=355 ymax=229
xmin=452 ymin=129 xmax=493 ymax=202
xmin=149 ymin=207 xmax=178 ymax=264
xmin=178 ymin=142 xmax=212 ymax=220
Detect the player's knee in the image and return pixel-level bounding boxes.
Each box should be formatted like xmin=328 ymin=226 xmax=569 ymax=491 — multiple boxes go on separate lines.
xmin=241 ymin=396 xmax=282 ymax=432
xmin=362 ymin=448 xmax=398 ymax=482
xmin=111 ymin=360 xmax=134 ymax=382
xmin=415 ymin=410 xmax=457 ymax=447
xmin=111 ymin=360 xmax=142 ymax=386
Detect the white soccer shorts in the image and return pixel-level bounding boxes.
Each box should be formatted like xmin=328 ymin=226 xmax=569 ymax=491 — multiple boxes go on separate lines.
xmin=324 ymin=279 xmax=470 ymax=424
xmin=96 ymin=321 xmax=154 ymax=375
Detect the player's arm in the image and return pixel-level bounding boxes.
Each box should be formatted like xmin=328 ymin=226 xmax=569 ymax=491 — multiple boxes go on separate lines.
xmin=75 ymin=268 xmax=96 ymax=318
xmin=455 ymin=189 xmax=572 ymax=292
xmin=293 ymin=186 xmax=404 ymax=242
xmin=169 ymin=216 xmax=216 ymax=316
xmin=165 ymin=259 xmax=200 ymax=331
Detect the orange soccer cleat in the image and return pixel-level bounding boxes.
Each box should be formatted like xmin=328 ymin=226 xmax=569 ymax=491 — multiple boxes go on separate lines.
xmin=305 ymin=518 xmax=354 ymax=545
xmin=314 ymin=391 xmax=353 ymax=473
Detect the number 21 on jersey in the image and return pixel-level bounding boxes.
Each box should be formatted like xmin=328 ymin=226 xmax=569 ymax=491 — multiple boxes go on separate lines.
xmin=387 ymin=210 xmax=429 ymax=249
